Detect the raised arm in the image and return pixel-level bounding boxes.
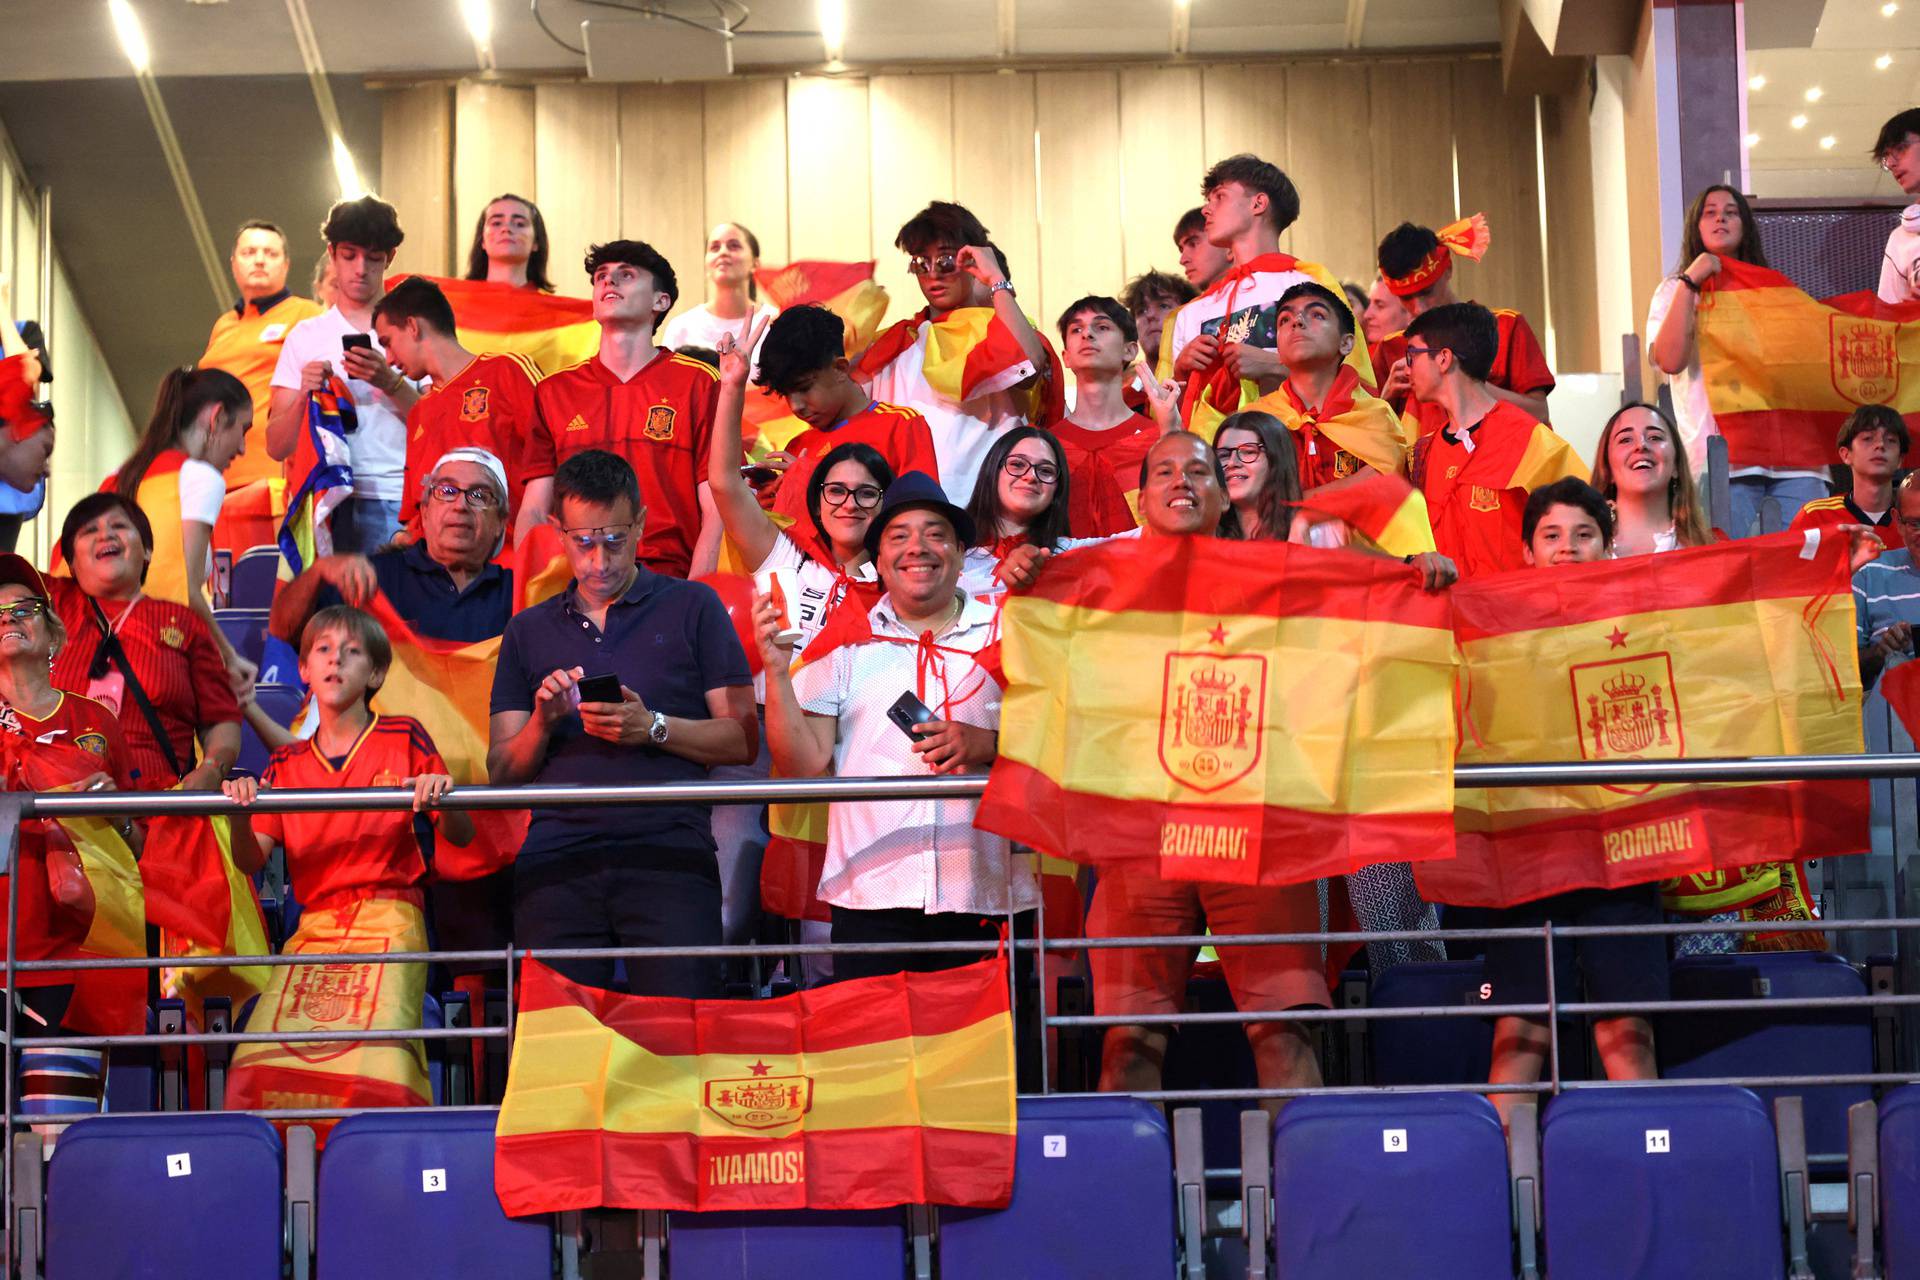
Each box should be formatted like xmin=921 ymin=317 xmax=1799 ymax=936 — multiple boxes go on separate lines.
xmin=707 ymin=315 xmax=782 ymax=570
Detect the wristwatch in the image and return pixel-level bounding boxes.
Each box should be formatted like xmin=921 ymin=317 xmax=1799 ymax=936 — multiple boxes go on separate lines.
xmin=648 ymin=711 xmax=669 ymax=744
xmin=989 ymin=280 xmax=1016 ymax=298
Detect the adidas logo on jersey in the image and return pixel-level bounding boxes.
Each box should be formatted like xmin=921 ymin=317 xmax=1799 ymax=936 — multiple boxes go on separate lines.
xmin=566 ymin=414 xmax=591 ymax=433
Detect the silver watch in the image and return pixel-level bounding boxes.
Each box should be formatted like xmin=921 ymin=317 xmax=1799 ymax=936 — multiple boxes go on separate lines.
xmin=648 ymin=710 xmax=669 ymax=744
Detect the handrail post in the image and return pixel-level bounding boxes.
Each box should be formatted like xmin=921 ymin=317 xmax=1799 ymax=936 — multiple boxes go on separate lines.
xmin=1 ymin=793 xmax=28 ymax=1280
xmin=1543 ymin=923 xmax=1561 ymax=1097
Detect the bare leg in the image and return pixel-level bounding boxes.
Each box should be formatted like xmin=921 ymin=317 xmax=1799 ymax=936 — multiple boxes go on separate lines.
xmin=1099 ymin=1025 xmax=1170 ymax=1095
xmin=1489 ymin=1014 xmax=1552 ymax=1129
xmin=1593 ymin=1015 xmax=1657 ymax=1080
xmin=1248 ymin=1022 xmax=1322 ymax=1118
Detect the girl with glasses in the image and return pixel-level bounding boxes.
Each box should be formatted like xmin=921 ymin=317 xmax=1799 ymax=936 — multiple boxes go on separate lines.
xmin=959 ymin=427 xmax=1131 ymax=597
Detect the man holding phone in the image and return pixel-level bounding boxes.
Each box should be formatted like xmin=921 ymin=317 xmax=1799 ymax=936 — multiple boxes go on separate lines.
xmin=488 ymin=449 xmax=756 ymax=998
xmin=758 ymin=470 xmax=1038 ymax=982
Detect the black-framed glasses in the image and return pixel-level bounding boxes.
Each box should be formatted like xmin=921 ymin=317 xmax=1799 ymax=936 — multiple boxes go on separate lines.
xmin=1404 ymin=344 xmax=1436 ymax=362
xmin=427 ymin=481 xmax=501 ymax=510
xmin=821 ymin=482 xmax=883 ymax=510
xmin=559 ymin=525 xmax=635 ymax=553
xmin=1002 ymin=456 xmax=1060 ymax=484
xmin=1215 ymin=442 xmax=1267 ymax=466
xmin=907 ymin=252 xmax=961 ymax=278
xmin=0 ymin=599 xmax=48 ymax=623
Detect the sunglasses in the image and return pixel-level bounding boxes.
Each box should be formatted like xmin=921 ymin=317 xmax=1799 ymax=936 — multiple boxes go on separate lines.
xmin=907 ymin=252 xmax=962 ymax=278
xmin=0 ymin=599 xmax=48 ymax=623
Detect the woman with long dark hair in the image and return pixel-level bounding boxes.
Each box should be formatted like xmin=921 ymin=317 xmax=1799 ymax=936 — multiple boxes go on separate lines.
xmin=463 ymin=193 xmax=554 ymax=292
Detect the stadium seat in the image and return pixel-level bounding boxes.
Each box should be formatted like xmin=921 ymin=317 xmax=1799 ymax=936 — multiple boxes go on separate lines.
xmin=45 ymin=1113 xmax=285 ymax=1278
xmin=237 ymin=682 xmax=305 ymax=778
xmin=231 ymin=546 xmax=282 ymax=611
xmin=1658 ymin=951 xmax=1872 ymax=1158
xmin=1877 ymin=1086 xmax=1920 ymax=1277
xmin=667 ymin=1207 xmax=907 ymax=1279
xmin=940 ymin=1095 xmax=1178 ymax=1279
xmin=257 ymin=633 xmax=303 ymax=688
xmin=1267 ymin=1091 xmax=1513 ymax=1276
xmin=215 ymin=608 xmax=272 ymax=668
xmin=1368 ymin=960 xmax=1494 ymax=1085
xmin=1542 ymin=1085 xmax=1785 ymax=1280
xmin=315 ymin=1110 xmax=552 ymax=1279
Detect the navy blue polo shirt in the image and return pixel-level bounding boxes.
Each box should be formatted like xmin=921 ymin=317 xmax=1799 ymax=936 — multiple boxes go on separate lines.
xmin=489 ymin=568 xmax=752 ymax=865
xmin=313 ymin=541 xmax=513 ymax=643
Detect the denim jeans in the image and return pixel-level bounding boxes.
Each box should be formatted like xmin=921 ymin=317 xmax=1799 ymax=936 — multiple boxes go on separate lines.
xmin=1727 ymin=474 xmax=1828 ymax=538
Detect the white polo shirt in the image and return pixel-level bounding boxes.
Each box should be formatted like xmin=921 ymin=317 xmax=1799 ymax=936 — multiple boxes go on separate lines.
xmin=792 ymin=589 xmax=1038 ymax=916
xmin=270 ymin=305 xmax=417 ymax=501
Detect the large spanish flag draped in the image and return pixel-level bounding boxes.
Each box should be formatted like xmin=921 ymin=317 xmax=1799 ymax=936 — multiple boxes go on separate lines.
xmin=142 ymin=810 xmax=272 ymax=1014
xmin=752 ymin=260 xmax=891 ymax=355
xmin=1417 ymin=530 xmax=1868 ymax=909
xmin=277 ymin=384 xmax=354 ymax=580
xmin=856 ymin=307 xmax=1067 ymax=426
xmin=495 ymin=954 xmax=1014 ymax=1214
xmin=1696 ymin=258 xmax=1920 ymax=470
xmin=390 ymin=276 xmax=599 ymax=378
xmin=975 ymin=536 xmax=1458 ymax=886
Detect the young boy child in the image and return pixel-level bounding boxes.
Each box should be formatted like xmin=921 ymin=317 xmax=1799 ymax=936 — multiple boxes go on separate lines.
xmin=222 ymin=604 xmax=473 ymax=1125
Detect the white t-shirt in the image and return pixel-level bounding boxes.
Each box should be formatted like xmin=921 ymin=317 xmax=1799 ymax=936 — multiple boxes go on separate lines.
xmin=659 ymin=302 xmax=778 ymax=378
xmin=269 ymin=306 xmax=416 ymax=501
xmin=1879 ymin=206 xmax=1920 ymax=306
xmin=178 ymin=457 xmax=226 ymax=584
xmin=1164 ymin=263 xmax=1314 ymax=378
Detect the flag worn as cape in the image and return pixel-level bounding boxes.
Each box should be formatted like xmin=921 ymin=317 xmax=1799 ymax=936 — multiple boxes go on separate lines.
xmin=976 ymin=536 xmax=1458 ymax=886
xmin=277 ymin=384 xmax=354 ymax=581
xmin=753 ymin=260 xmax=891 ymax=355
xmin=1417 ymin=530 xmax=1868 ymax=909
xmin=391 ymin=275 xmax=599 ymax=378
xmin=1246 ymin=365 xmax=1415 ymax=481
xmin=855 ymin=307 xmax=1066 ymax=426
xmin=494 ymin=954 xmax=1014 ymax=1214
xmin=1695 ymin=257 xmax=1920 ymax=470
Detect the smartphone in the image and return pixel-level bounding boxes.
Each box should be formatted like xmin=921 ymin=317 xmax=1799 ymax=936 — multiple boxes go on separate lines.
xmin=887 ymin=690 xmax=937 ymax=741
xmin=576 ymin=672 xmax=623 ymax=705
xmin=340 ymin=332 xmax=374 ymax=353
xmin=741 ymin=464 xmax=782 ymax=486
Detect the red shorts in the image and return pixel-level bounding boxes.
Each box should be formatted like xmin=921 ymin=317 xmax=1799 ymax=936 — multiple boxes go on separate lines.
xmin=1086 ymin=870 xmax=1331 ymax=1019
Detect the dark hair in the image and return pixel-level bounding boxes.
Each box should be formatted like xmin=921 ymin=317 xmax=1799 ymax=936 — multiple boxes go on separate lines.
xmin=114 ymin=367 xmax=250 ymax=499
xmin=60 ymin=492 xmax=155 ymax=585
xmin=756 ymin=304 xmax=846 ymax=395
xmin=234 ymin=219 xmax=287 ymax=252
xmin=1873 ymin=108 xmax=1920 ymax=161
xmin=1121 ymin=270 xmax=1197 ymax=315
xmin=965 ymin=426 xmax=1074 ymax=551
xmin=806 ymin=442 xmax=894 ymax=549
xmin=1376 ymin=222 xmax=1443 ymax=288
xmin=583 ymin=240 xmax=678 ymax=324
xmin=1201 ymin=154 xmax=1300 ymax=235
xmin=1056 ymin=295 xmax=1137 ymax=345
xmin=1276 ymin=281 xmax=1355 ymax=338
xmin=1404 ymin=302 xmax=1499 ymax=382
xmin=1212 ymin=411 xmax=1301 ymax=541
xmin=463 ymin=193 xmax=554 ymax=292
xmin=1839 ymin=403 xmax=1912 ymax=454
xmin=371 ymin=275 xmax=458 ymax=337
xmin=300 ymin=604 xmax=392 ymax=683
xmin=321 ymin=194 xmax=404 ymax=254
xmin=895 ymin=201 xmax=992 ymax=257
xmin=552 ymin=448 xmax=642 ymax=518
xmin=710 ymin=222 xmax=763 ymax=301
xmin=1675 ymin=185 xmax=1769 ymax=270
xmin=1522 ymin=477 xmax=1614 ymax=546
xmin=1173 ymin=207 xmax=1207 ymax=244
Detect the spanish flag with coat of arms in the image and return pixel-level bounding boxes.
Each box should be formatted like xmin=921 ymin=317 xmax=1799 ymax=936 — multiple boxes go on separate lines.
xmin=494 ymin=954 xmax=1015 ymax=1214
xmin=975 ymin=535 xmax=1458 ymax=886
xmin=1415 ymin=530 xmax=1868 ymax=909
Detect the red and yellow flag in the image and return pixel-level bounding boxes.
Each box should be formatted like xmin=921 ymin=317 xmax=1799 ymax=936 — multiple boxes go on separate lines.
xmin=390 ymin=275 xmax=598 ymax=378
xmin=856 ymin=307 xmax=1066 ymax=425
xmin=976 ymin=536 xmax=1458 ymax=886
xmin=1294 ymin=468 xmax=1438 ymax=559
xmin=753 ymin=260 xmax=891 ymax=355
xmin=1244 ymin=368 xmax=1414 ymax=481
xmin=1696 ymin=258 xmax=1920 ymax=470
xmin=142 ymin=810 xmax=272 ymax=1013
xmin=1417 ymin=531 xmax=1868 ymax=909
xmin=494 ymin=954 xmax=1014 ymax=1214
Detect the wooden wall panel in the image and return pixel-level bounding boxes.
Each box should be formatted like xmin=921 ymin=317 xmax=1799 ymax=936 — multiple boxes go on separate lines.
xmin=1286 ymin=63 xmax=1375 ymax=275
xmin=452 ymin=82 xmax=535 ymax=260
xmin=1540 ymin=83 xmax=1600 ymax=372
xmin=951 ymin=72 xmax=1038 ymax=305
xmin=618 ymin=85 xmax=707 ymax=302
xmin=786 ymin=78 xmax=872 ymax=265
xmin=868 ymin=74 xmax=955 ymax=318
xmin=1118 ymin=66 xmax=1204 ymax=285
xmin=1366 ymin=62 xmax=1455 ymax=254
xmin=1199 ymin=64 xmax=1288 ymax=180
xmin=1450 ymin=60 xmax=1546 ymax=331
xmin=702 ymin=80 xmax=790 ymax=268
xmin=534 ymin=86 xmax=620 ymax=295
xmin=1036 ymin=70 xmax=1123 ymax=331
xmin=379 ymin=84 xmax=453 ymax=277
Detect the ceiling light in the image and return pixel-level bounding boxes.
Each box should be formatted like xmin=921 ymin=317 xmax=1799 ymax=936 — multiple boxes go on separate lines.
xmin=1744 ymin=132 xmax=1761 ymax=148
xmin=1791 ymin=113 xmax=1808 ymax=129
xmin=1820 ymin=135 xmax=1838 ymax=150
xmin=1805 ymin=86 xmax=1823 ymax=102
xmin=330 ymin=134 xmax=364 ymax=199
xmin=459 ymin=0 xmax=490 ymax=45
xmin=1878 ymin=53 xmax=1895 ymax=71
xmin=1749 ymin=74 xmax=1767 ymax=91
xmin=107 ymin=0 xmax=151 ymax=74
xmin=1884 ymin=1 xmax=1899 ymax=16
xmin=818 ymin=0 xmax=846 ymax=62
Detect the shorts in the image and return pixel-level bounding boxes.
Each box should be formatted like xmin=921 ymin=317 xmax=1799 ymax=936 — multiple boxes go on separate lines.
xmin=1087 ymin=870 xmax=1330 ymax=1021
xmin=1478 ymin=884 xmax=1671 ymax=1011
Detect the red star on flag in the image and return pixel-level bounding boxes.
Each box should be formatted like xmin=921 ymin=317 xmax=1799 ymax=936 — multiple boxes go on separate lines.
xmin=748 ymin=1060 xmax=771 ymax=1077
xmin=1606 ymin=626 xmax=1628 ymax=649
xmin=1208 ymin=622 xmax=1228 ymax=646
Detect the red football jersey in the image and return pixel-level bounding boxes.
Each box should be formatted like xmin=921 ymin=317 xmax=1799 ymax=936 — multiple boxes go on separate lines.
xmin=6 ymin=691 xmax=136 ymax=790
xmin=1373 ymin=307 xmax=1554 ymax=433
xmin=771 ymin=400 xmax=941 ymax=523
xmin=1789 ymin=494 xmax=1896 ymax=554
xmin=526 ymin=350 xmax=719 ymax=578
xmin=1049 ymin=413 xmax=1160 ymax=518
xmin=257 ymin=715 xmax=446 ymax=913
xmin=399 ymin=352 xmax=541 ymax=531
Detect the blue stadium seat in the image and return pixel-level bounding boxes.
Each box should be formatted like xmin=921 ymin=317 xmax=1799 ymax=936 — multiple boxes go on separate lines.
xmin=215 ymin=608 xmax=272 ymax=669
xmin=1269 ymin=1091 xmax=1512 ymax=1276
xmin=45 ymin=1113 xmax=284 ymax=1278
xmin=257 ymin=633 xmax=303 ymax=688
xmin=1658 ymin=951 xmax=1872 ymax=1158
xmin=667 ymin=1207 xmax=906 ymax=1279
xmin=1876 ymin=1085 xmax=1920 ymax=1278
xmin=316 ymin=1110 xmax=551 ymax=1279
xmin=231 ymin=546 xmax=282 ymax=611
xmin=1368 ymin=960 xmax=1493 ymax=1085
xmin=940 ymin=1095 xmax=1177 ymax=1279
xmin=1543 ymin=1085 xmax=1784 ymax=1280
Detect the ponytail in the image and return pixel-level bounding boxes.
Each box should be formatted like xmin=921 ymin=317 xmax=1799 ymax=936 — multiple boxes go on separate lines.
xmin=114 ymin=366 xmax=249 ymax=498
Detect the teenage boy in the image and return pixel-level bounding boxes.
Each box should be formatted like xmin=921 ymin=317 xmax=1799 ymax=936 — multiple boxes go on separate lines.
xmin=856 ymin=202 xmax=1058 ymax=507
xmin=1051 ymin=295 xmax=1176 ymax=518
xmin=200 ymin=220 xmax=322 ymax=491
xmin=1372 ymin=220 xmax=1554 ymax=427
xmin=1120 ymin=270 xmax=1197 ymax=373
xmin=747 ymin=304 xmax=939 ymax=524
xmin=268 ymin=196 xmax=418 ymax=553
xmin=221 ymin=604 xmax=474 ymax=1120
xmin=1790 ymin=403 xmax=1909 ymax=553
xmin=1875 ymin=108 xmax=1920 ymax=304
xmin=518 ymin=240 xmax=722 ymax=579
xmin=1406 ymin=303 xmax=1584 ymax=579
xmin=1173 ymin=207 xmax=1231 ymax=293
xmin=372 ymin=276 xmax=540 ymax=535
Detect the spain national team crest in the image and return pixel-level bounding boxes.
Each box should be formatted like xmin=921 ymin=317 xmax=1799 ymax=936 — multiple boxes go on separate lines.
xmin=279 ymin=957 xmax=382 ymax=1063
xmin=703 ymin=1061 xmax=814 ymax=1131
xmin=1468 ymin=485 xmax=1502 ymax=513
xmin=73 ymin=731 xmax=108 ymax=759
xmin=1159 ymin=651 xmax=1266 ymax=794
xmin=459 ymin=385 xmax=491 ymax=422
xmin=644 ymin=404 xmax=677 ymax=441
xmin=1570 ymin=651 xmax=1684 ymax=795
xmin=1830 ymin=314 xmax=1901 ymax=406
xmin=159 ymin=625 xmax=184 ymax=650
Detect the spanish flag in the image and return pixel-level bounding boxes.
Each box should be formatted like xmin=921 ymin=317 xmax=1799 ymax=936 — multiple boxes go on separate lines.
xmin=494 ymin=954 xmax=1015 ymax=1214
xmin=1696 ymin=258 xmax=1920 ymax=470
xmin=142 ymin=811 xmax=272 ymax=1015
xmin=752 ymin=260 xmax=891 ymax=355
xmin=390 ymin=276 xmax=599 ymax=378
xmin=1416 ymin=530 xmax=1868 ymax=909
xmin=1293 ymin=469 xmax=1438 ymax=559
xmin=975 ymin=536 xmax=1458 ymax=886
xmin=856 ymin=307 xmax=1066 ymax=426
xmin=1245 ymin=366 xmax=1415 ymax=481
xmin=0 ymin=351 xmax=47 ymax=441
xmin=277 ymin=384 xmax=354 ymax=580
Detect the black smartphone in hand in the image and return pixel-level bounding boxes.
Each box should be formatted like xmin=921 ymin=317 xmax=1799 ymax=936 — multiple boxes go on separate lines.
xmin=576 ymin=673 xmax=623 ymax=705
xmin=887 ymin=691 xmax=936 ymax=741
xmin=340 ymin=332 xmax=374 ymax=353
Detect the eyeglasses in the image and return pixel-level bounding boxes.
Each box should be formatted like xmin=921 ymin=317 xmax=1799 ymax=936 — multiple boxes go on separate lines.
xmin=559 ymin=525 xmax=634 ymax=553
xmin=906 ymin=252 xmax=961 ymax=278
xmin=1002 ymin=456 xmax=1060 ymax=484
xmin=821 ymin=482 xmax=883 ymax=509
xmin=427 ymin=481 xmax=501 ymax=510
xmin=1899 ymin=517 xmax=1920 ymax=534
xmin=1403 ymin=344 xmax=1436 ymax=362
xmin=0 ymin=599 xmax=47 ymax=623
xmin=1880 ymin=136 xmax=1920 ymax=170
xmin=1215 ymin=442 xmax=1267 ymax=466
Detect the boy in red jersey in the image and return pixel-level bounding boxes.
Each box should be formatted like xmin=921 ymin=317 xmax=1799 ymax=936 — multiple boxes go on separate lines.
xmin=1050 ymin=295 xmax=1176 ymax=521
xmin=1789 ymin=404 xmax=1906 ymax=553
xmin=517 ymin=240 xmax=722 ymax=578
xmin=222 ymin=605 xmax=473 ymax=1123
xmin=372 ymin=275 xmax=539 ymax=537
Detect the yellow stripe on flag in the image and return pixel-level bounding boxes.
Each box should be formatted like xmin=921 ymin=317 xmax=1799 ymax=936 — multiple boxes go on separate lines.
xmin=455 ymin=320 xmax=600 ymax=380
